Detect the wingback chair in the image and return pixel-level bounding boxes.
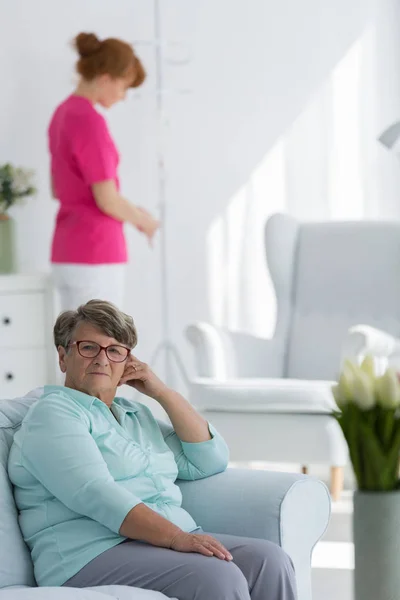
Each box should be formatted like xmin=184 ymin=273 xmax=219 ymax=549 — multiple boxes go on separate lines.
xmin=185 ymin=214 xmax=400 ymax=500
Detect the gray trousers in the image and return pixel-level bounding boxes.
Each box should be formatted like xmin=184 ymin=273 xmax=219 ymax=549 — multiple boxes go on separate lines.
xmin=63 ymin=533 xmax=297 ymax=600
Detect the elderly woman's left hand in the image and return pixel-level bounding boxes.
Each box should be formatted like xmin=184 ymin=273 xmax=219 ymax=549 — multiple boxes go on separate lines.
xmin=118 ymin=355 xmax=168 ymax=400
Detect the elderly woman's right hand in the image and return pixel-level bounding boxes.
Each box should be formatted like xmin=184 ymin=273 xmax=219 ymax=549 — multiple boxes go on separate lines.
xmin=170 ymin=532 xmax=233 ymax=561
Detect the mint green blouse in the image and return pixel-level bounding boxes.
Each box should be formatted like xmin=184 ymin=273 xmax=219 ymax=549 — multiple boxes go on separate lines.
xmin=8 ymin=385 xmax=229 ymax=586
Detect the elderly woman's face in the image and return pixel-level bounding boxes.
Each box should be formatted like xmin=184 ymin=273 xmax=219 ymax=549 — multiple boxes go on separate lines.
xmin=58 ymin=322 xmax=129 ymax=401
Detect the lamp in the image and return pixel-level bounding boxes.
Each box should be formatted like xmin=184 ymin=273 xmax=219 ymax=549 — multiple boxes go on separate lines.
xmin=378 ymin=121 xmax=400 ymax=151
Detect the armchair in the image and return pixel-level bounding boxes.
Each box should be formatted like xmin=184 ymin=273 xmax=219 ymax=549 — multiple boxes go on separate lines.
xmin=0 ymin=390 xmax=330 ymax=600
xmin=186 ymin=214 xmax=400 ymax=499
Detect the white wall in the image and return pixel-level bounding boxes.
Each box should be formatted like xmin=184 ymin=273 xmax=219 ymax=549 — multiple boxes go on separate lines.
xmin=0 ymin=0 xmax=373 ymax=388
xmin=161 ymin=0 xmax=373 ymax=380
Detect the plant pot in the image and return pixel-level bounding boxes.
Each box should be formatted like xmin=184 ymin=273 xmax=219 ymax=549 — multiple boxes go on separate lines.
xmin=353 ymin=490 xmax=400 ymax=600
xmin=0 ymin=214 xmax=16 ymax=274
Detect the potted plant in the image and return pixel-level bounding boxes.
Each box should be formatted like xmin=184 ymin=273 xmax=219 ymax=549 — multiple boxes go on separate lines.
xmin=333 ymin=355 xmax=400 ymax=600
xmin=0 ymin=163 xmax=36 ymax=273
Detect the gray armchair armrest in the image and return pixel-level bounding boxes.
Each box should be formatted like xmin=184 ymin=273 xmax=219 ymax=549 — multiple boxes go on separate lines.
xmin=185 ymin=322 xmax=284 ymax=378
xmin=178 ymin=468 xmax=330 ymax=600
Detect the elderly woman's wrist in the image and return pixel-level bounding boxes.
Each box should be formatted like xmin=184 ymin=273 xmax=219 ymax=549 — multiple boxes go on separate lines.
xmin=168 ymin=529 xmax=185 ymax=549
xmin=156 ymin=524 xmax=183 ymax=549
xmin=152 ymin=385 xmax=176 ymax=404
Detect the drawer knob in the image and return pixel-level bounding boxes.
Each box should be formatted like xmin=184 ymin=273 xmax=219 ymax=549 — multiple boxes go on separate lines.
xmin=5 ymin=372 xmax=14 ymax=381
xmin=2 ymin=317 xmax=11 ymax=325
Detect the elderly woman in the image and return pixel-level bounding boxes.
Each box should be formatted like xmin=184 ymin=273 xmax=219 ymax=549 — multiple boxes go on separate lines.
xmin=8 ymin=300 xmax=296 ymax=600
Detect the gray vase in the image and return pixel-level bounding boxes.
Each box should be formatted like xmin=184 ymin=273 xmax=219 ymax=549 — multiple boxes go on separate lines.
xmin=0 ymin=215 xmax=16 ymax=273
xmin=353 ymin=490 xmax=400 ymax=600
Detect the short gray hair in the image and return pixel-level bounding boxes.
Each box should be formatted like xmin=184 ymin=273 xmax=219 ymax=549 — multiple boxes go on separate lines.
xmin=53 ymin=299 xmax=138 ymax=349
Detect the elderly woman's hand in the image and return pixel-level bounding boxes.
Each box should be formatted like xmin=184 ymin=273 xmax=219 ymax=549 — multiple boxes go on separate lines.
xmin=170 ymin=532 xmax=233 ymax=561
xmin=118 ymin=355 xmax=168 ymax=400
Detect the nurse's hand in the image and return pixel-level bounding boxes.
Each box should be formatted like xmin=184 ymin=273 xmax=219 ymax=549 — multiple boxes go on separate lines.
xmin=137 ymin=207 xmax=160 ymax=246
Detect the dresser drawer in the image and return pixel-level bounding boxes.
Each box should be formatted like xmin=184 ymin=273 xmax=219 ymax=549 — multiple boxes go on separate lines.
xmin=0 ymin=293 xmax=46 ymax=348
xmin=0 ymin=349 xmax=47 ymax=399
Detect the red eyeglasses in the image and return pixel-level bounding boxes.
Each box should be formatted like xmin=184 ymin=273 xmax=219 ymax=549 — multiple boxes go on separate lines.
xmin=69 ymin=341 xmax=130 ymax=363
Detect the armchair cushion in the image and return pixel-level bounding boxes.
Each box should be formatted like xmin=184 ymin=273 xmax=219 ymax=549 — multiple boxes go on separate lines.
xmin=189 ymin=377 xmax=337 ymax=414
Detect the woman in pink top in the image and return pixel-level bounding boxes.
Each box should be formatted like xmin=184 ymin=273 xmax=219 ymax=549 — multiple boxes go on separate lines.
xmin=49 ymin=32 xmax=159 ymax=311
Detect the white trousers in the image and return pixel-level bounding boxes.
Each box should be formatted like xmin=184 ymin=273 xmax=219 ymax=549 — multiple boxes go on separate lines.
xmin=52 ymin=264 xmax=126 ymax=312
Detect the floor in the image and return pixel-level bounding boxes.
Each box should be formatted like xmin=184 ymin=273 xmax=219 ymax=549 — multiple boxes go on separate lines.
xmin=312 ymin=490 xmax=353 ymax=600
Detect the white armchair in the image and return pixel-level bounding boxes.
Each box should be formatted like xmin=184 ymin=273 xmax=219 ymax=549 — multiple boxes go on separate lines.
xmin=186 ymin=214 xmax=400 ymax=500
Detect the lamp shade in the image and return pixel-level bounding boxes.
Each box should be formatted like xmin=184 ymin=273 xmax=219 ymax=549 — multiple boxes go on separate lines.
xmin=378 ymin=121 xmax=400 ymax=150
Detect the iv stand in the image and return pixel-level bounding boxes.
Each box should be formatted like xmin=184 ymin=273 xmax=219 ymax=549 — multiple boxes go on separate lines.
xmin=135 ymin=0 xmax=191 ymax=388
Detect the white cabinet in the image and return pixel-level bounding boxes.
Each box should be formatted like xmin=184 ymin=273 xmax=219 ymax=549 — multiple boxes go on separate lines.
xmin=0 ymin=274 xmax=56 ymax=399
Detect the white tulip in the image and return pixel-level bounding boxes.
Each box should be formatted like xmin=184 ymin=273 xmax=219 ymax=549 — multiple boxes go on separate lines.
xmin=337 ymin=364 xmax=356 ymax=402
xmin=342 ymin=358 xmax=366 ymax=383
xmin=352 ymin=369 xmax=376 ymax=410
xmin=342 ymin=358 xmax=358 ymax=374
xmin=336 ymin=358 xmax=377 ymax=409
xmin=360 ymin=354 xmax=376 ymax=379
xmin=332 ymin=383 xmax=347 ymax=409
xmin=375 ymin=368 xmax=400 ymax=409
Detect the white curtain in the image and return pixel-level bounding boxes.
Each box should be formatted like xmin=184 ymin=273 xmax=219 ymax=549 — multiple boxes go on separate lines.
xmin=207 ymin=0 xmax=400 ymax=338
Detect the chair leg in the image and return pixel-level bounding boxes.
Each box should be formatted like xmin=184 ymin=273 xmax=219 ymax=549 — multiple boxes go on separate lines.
xmin=301 ymin=466 xmax=308 ymax=475
xmin=330 ymin=466 xmax=344 ymax=501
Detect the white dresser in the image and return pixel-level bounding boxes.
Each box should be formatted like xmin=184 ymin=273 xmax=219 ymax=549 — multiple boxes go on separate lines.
xmin=0 ymin=274 xmax=56 ymax=399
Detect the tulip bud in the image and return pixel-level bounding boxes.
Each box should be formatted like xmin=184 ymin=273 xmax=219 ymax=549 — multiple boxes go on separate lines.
xmin=360 ymin=355 xmax=375 ymax=379
xmin=332 ymin=383 xmax=347 ymax=409
xmin=352 ymin=369 xmax=375 ymax=410
xmin=375 ymin=368 xmax=400 ymax=409
xmin=337 ymin=365 xmax=356 ymax=402
xmin=342 ymin=359 xmax=366 ymax=383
